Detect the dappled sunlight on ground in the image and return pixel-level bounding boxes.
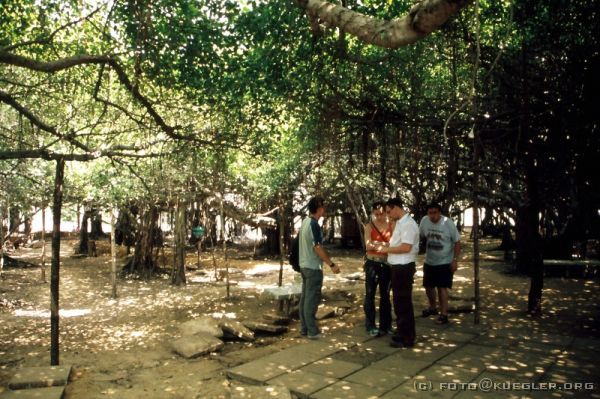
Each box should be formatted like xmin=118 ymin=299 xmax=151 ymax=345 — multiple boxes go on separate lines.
xmin=1 ymin=236 xmax=599 ymax=398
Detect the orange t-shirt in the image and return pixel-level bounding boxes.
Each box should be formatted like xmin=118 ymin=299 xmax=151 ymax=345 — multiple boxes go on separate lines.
xmin=367 ymin=222 xmax=392 ymax=257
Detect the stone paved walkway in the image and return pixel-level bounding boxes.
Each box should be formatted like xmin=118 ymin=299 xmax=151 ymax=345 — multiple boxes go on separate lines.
xmin=228 ymin=316 xmax=600 ymax=398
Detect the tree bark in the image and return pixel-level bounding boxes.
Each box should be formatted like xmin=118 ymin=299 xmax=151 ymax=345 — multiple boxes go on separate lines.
xmin=50 ymin=158 xmax=65 ymax=365
xmin=296 ymin=0 xmax=471 ymax=49
xmin=77 ymin=208 xmax=90 ymax=255
xmin=128 ymin=206 xmax=159 ymax=278
xmin=90 ymin=209 xmax=104 ymax=239
xmin=171 ymin=201 xmax=187 ymax=286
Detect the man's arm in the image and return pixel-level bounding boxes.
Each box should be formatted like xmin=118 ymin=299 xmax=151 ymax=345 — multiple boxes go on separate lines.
xmin=382 ymin=243 xmax=412 ymax=254
xmin=314 ymin=244 xmax=341 ymax=273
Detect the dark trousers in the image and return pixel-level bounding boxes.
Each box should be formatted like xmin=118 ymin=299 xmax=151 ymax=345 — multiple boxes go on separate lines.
xmin=299 ymin=267 xmax=323 ymax=336
xmin=363 ymin=260 xmax=392 ymax=331
xmin=390 ymin=262 xmax=416 ymax=344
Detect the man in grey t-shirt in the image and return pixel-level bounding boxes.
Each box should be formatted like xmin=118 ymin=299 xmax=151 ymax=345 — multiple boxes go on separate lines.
xmin=419 ymin=203 xmax=461 ymax=324
xmin=298 ymin=196 xmax=341 ymax=339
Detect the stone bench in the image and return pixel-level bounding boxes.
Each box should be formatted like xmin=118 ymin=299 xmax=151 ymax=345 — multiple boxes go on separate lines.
xmin=543 ymin=259 xmax=600 ymax=278
xmin=263 ymin=285 xmax=302 ymax=315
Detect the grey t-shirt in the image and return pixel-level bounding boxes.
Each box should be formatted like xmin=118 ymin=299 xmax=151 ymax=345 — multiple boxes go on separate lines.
xmin=419 ymin=215 xmax=460 ymax=266
xmin=299 ymin=217 xmax=323 ymax=269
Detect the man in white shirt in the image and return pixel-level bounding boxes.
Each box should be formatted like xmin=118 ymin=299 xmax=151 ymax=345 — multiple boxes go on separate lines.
xmin=378 ymin=198 xmax=420 ymax=348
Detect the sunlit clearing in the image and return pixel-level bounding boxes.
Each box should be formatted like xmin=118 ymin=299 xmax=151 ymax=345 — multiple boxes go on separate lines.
xmin=244 ymin=263 xmax=281 ymax=275
xmin=14 ymin=308 xmax=92 ymax=318
xmin=211 ymin=312 xmax=236 ymax=319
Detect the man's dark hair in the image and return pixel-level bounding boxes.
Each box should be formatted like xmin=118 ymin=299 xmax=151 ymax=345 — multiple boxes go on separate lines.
xmin=426 ymin=203 xmax=442 ymax=212
xmin=372 ymin=201 xmax=385 ymax=211
xmin=308 ymin=196 xmax=325 ymax=214
xmin=385 ymin=197 xmax=404 ymax=208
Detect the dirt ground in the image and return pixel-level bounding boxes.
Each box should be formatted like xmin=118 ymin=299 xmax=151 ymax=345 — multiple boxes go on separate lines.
xmin=1 ymin=236 xmax=599 ymax=398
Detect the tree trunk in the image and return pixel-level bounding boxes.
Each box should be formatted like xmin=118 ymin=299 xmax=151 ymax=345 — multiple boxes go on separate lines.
xmin=90 ymin=209 xmax=104 ymax=239
xmin=171 ymin=202 xmax=187 ymax=286
xmin=23 ymin=216 xmax=32 ymax=242
xmin=9 ymin=206 xmax=20 ymax=233
xmin=50 ymin=158 xmax=65 ymax=365
xmin=77 ymin=209 xmax=90 ymax=255
xmin=128 ymin=206 xmax=159 ymax=278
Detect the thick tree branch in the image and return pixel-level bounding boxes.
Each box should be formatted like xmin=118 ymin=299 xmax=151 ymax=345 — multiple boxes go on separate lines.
xmin=295 ymin=0 xmax=471 ymax=49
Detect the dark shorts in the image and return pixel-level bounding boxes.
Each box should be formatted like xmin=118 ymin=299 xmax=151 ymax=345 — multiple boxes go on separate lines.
xmin=423 ymin=263 xmax=453 ymax=289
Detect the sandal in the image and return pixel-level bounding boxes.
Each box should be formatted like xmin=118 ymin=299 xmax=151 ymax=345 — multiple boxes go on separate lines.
xmin=422 ymin=308 xmax=438 ymax=318
xmin=435 ymin=315 xmax=449 ymax=325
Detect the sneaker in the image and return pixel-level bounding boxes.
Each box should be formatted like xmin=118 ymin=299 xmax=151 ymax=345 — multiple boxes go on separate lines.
xmin=436 ymin=315 xmax=449 ymax=325
xmin=307 ymin=333 xmax=322 ymax=340
xmin=422 ymin=308 xmax=438 ymax=317
xmin=368 ymin=328 xmax=380 ymax=337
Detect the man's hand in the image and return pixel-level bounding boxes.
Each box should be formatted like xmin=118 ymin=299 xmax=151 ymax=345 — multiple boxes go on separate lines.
xmin=450 ymin=259 xmax=458 ymax=272
xmin=330 ymin=264 xmax=341 ymax=274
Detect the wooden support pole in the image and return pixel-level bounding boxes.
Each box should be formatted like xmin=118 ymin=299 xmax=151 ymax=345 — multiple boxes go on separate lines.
xmin=278 ymin=199 xmax=285 ymax=288
xmin=41 ymin=207 xmax=46 ymax=282
xmin=110 ymin=208 xmax=117 ymax=298
xmin=220 ymin=195 xmax=229 ymax=298
xmin=50 ymin=158 xmax=65 ymax=365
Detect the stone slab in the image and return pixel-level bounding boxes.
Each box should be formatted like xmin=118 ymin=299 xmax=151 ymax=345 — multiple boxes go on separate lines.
xmin=227 ymin=342 xmax=343 ymax=385
xmin=243 ymin=321 xmax=288 ymax=334
xmin=345 ymin=367 xmax=408 ymax=391
xmin=171 ymin=333 xmax=224 ymax=358
xmin=268 ymin=370 xmax=338 ymax=399
xmin=8 ymin=366 xmax=71 ymax=390
xmin=220 ymin=320 xmax=255 ymax=342
xmin=290 ymin=341 xmax=348 ymax=358
xmin=227 ymin=358 xmax=291 ymax=385
xmin=369 ymin=355 xmax=430 ymax=376
xmin=316 ymin=305 xmax=336 ymax=320
xmin=570 ymin=337 xmax=600 ymax=353
xmin=379 ymin=380 xmax=456 ymax=399
xmin=414 ymin=364 xmax=481 ymax=384
xmin=395 ymin=340 xmax=461 ymax=363
xmin=179 ymin=316 xmax=223 ymax=338
xmin=230 ymin=383 xmax=292 ymax=399
xmin=0 ymin=387 xmax=65 ymax=399
xmin=263 ymin=285 xmax=302 ymax=300
xmin=436 ymin=349 xmax=488 ymax=373
xmin=300 ymin=357 xmax=363 ymax=379
xmin=484 ymin=350 xmax=555 ymax=379
xmin=420 ymin=330 xmax=479 ymax=344
xmin=262 ymin=313 xmax=291 ymax=325
xmin=357 ymin=337 xmax=408 ymax=355
xmin=330 ymin=345 xmax=388 ymax=367
xmin=311 ymin=380 xmax=387 ymax=399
